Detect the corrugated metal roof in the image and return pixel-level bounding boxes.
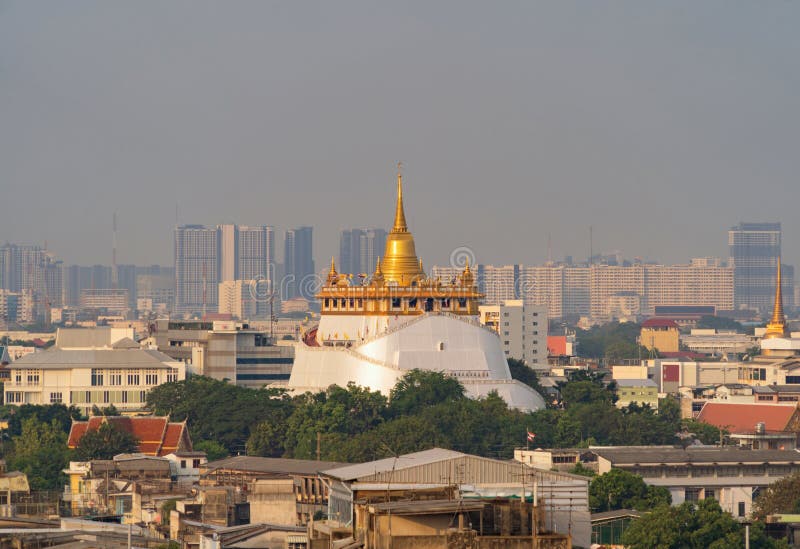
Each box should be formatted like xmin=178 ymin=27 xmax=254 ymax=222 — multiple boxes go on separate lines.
xmin=322 ymin=448 xmax=465 ymax=481
xmin=205 ymin=455 xmax=348 ymax=476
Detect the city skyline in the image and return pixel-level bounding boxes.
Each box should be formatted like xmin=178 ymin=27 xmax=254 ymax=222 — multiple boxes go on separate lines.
xmin=2 ymin=3 xmax=799 ymax=269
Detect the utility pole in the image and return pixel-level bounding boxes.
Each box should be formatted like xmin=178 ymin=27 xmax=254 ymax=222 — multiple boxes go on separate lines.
xmin=316 ymin=432 xmax=321 ymax=461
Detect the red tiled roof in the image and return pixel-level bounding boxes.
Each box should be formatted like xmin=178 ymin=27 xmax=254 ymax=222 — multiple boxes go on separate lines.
xmin=696 ymin=403 xmax=798 ymax=433
xmin=67 ymin=416 xmax=191 ymax=456
xmin=641 ymin=318 xmax=680 ymax=329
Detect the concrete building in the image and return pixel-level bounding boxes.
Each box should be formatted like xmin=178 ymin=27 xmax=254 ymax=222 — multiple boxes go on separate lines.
xmin=639 ymin=318 xmax=680 ymax=354
xmin=218 ymin=279 xmax=260 ymax=320
xmin=479 ymin=299 xmax=548 ymax=368
xmin=593 ymin=446 xmax=800 ymax=518
xmin=339 ymin=228 xmax=387 ymax=277
xmin=615 ymin=378 xmax=659 ymax=409
xmin=729 ymin=222 xmax=792 ymax=312
xmin=200 ymin=456 xmax=347 ymax=525
xmin=79 ymin=288 xmax=130 ymax=315
xmin=175 ymin=224 xmax=274 ymax=315
xmin=477 ymin=264 xmax=519 ymax=306
xmin=5 ymin=338 xmax=185 ymax=414
xmin=283 ymin=226 xmax=314 ymax=300
xmin=696 ymin=402 xmax=800 ymax=450
xmin=681 ymin=329 xmax=755 ymax=355
xmin=151 ymin=318 xmax=293 ymax=388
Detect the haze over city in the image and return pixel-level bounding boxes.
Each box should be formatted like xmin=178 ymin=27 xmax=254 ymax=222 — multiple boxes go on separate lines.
xmin=2 ymin=1 xmax=799 ymax=268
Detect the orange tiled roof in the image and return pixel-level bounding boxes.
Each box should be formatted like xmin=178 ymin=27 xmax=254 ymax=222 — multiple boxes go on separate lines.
xmin=67 ymin=416 xmax=191 ymax=457
xmin=696 ymin=402 xmax=797 ymax=433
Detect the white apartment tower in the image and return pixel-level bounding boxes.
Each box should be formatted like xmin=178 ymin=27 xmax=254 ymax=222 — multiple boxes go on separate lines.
xmin=479 ymin=300 xmax=548 ymax=369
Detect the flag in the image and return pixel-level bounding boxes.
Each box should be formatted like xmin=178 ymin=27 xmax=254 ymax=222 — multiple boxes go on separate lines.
xmin=527 ymin=431 xmax=536 ymax=442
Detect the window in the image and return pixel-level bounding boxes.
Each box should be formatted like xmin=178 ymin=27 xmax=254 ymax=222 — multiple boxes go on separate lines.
xmin=50 ymin=392 xmax=63 ymax=404
xmin=193 ymin=459 xmax=201 ymax=468
xmin=738 ymin=502 xmax=745 ymax=517
xmin=145 ymin=370 xmax=159 ymax=385
xmin=91 ymin=369 xmax=104 ymax=386
xmin=786 ymin=376 xmax=800 ymax=384
xmin=458 ymin=298 xmax=467 ymax=308
xmin=128 ymin=372 xmax=140 ymax=385
xmin=391 ymin=298 xmax=401 ymax=309
xmin=103 ymin=391 xmax=110 ymax=404
xmin=409 ymin=298 xmax=418 ymax=309
xmin=181 ymin=460 xmax=186 ymax=469
xmin=167 ymin=368 xmax=179 ymax=383
xmin=685 ymin=488 xmax=701 ymax=503
xmin=26 ymin=370 xmax=40 ymax=385
xmin=122 ymin=391 xmax=128 ymax=404
xmin=14 ymin=371 xmax=21 ymax=384
xmin=108 ymin=369 xmax=122 ymax=386
xmin=6 ymin=392 xmax=23 ymax=404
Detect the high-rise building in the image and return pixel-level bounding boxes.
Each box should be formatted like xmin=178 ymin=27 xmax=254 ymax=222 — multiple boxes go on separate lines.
xmin=236 ymin=225 xmax=275 ymax=283
xmin=477 ymin=265 xmax=519 ymax=306
xmin=339 ymin=228 xmax=387 ymax=276
xmin=729 ymin=222 xmax=783 ymax=312
xmin=175 ymin=225 xmax=274 ymax=315
xmin=284 ymin=226 xmax=314 ymax=300
xmin=175 ymin=225 xmax=220 ymax=315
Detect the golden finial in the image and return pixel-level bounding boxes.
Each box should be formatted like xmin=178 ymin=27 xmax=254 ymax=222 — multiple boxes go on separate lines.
xmin=392 ymin=162 xmax=408 ymax=233
xmin=326 ymin=256 xmax=338 ymax=285
xmin=375 ymin=256 xmax=382 ymax=275
xmin=764 ymin=257 xmax=787 ymax=339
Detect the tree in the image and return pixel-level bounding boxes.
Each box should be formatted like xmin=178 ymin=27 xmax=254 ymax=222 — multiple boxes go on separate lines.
xmin=74 ymin=422 xmax=139 ymax=460
xmin=388 ymin=370 xmax=465 ymax=417
xmin=146 ymin=376 xmax=293 ymax=453
xmin=753 ymin=472 xmax=800 ymax=520
xmin=622 ymin=499 xmax=787 ymax=549
xmin=589 ymin=469 xmax=671 ymax=512
xmin=696 ymin=315 xmax=744 ymax=333
xmin=8 ymin=417 xmax=71 ymax=490
xmin=2 ymin=403 xmax=84 ymax=437
xmin=193 ymin=440 xmax=229 ymax=462
xmin=91 ymin=404 xmax=120 ymax=416
xmin=507 ymin=359 xmax=547 ymax=397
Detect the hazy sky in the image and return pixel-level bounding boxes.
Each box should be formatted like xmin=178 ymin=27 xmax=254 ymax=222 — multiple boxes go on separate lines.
xmin=2 ymin=2 xmax=799 ymax=269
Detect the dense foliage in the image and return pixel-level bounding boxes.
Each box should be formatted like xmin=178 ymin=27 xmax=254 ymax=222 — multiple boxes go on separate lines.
xmin=753 ymin=472 xmax=800 ymax=520
xmin=8 ymin=418 xmax=71 ymax=490
xmin=589 ymin=468 xmax=671 ymax=512
xmin=147 ymin=369 xmax=689 ymax=462
xmin=622 ymin=499 xmax=787 ymax=549
xmin=574 ymin=321 xmax=653 ymax=360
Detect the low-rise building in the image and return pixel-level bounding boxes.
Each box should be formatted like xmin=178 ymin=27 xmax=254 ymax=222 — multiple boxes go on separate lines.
xmin=321 ymin=447 xmax=589 ymax=548
xmin=696 ymin=402 xmax=800 ymax=450
xmin=615 ymin=378 xmax=659 ymax=409
xmin=4 ymin=340 xmax=184 ymax=413
xmin=151 ymin=319 xmax=293 ymax=388
xmin=67 ymin=416 xmax=194 ymax=456
xmin=639 ymin=318 xmax=680 ymax=354
xmin=200 ymin=455 xmax=347 ymax=526
xmin=590 ymin=446 xmax=800 ymax=518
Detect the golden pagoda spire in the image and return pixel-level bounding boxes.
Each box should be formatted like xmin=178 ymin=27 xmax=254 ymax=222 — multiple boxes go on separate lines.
xmin=381 ymin=163 xmax=422 ymax=285
xmin=764 ymin=257 xmax=787 ymax=339
xmin=393 ymin=162 xmax=408 ymax=233
xmin=326 ymin=256 xmax=338 ymax=285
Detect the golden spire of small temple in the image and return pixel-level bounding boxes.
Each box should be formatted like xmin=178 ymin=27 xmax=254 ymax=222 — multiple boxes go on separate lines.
xmin=381 ymin=163 xmax=423 ymax=285
xmin=326 ymin=256 xmax=338 ymax=285
xmin=764 ymin=257 xmax=787 ymax=339
xmin=393 ymin=162 xmax=408 ymax=233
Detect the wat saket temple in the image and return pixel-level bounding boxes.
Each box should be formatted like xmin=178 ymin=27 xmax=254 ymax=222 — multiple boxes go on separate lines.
xmin=287 ymin=168 xmax=545 ymax=411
